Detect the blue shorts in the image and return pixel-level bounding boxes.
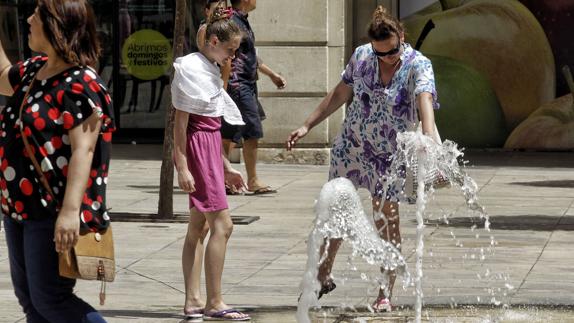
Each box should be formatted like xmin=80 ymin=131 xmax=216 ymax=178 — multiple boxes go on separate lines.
xmin=221 ymin=85 xmax=264 ymax=144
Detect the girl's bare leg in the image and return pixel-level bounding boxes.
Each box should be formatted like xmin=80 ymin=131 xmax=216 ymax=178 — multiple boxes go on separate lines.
xmin=203 ymin=209 xmax=249 ymax=320
xmin=183 ymin=208 xmax=209 ymax=314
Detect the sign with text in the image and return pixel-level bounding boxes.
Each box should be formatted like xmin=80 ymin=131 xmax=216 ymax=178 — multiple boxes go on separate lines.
xmin=121 ymin=29 xmax=172 ymax=81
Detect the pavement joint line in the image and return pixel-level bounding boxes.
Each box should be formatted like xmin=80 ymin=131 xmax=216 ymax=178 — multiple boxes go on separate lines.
xmin=122 ymin=197 xmax=152 ymax=208
xmin=122 ymin=267 xmax=184 ymax=294
xmin=122 ymin=235 xmax=186 ymax=270
xmin=513 ymin=198 xmax=574 ymax=299
xmin=280 ymin=176 xmax=308 ymax=191
xmin=234 ymin=235 xmax=308 ymax=286
xmin=229 ymin=200 xmax=251 ymax=211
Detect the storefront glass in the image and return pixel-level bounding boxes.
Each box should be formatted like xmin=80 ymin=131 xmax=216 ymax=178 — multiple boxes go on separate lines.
xmin=116 ymin=0 xmax=174 ymax=129
xmin=0 ymin=0 xmax=178 ymax=134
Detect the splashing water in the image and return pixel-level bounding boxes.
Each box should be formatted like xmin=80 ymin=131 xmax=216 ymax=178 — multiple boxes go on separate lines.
xmin=381 ymin=127 xmax=490 ymax=322
xmin=296 ymin=177 xmax=410 ymax=323
xmin=297 ymin=127 xmax=490 ymax=323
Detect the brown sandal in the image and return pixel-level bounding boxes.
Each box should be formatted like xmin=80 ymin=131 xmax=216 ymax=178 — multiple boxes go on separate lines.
xmin=248 ymin=186 xmax=277 ymax=195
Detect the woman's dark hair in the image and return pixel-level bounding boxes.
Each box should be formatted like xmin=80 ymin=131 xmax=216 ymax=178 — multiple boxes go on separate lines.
xmin=205 ymin=6 xmax=241 ymax=43
xmin=37 ymin=0 xmax=100 ymax=67
xmin=368 ymin=5 xmax=404 ymax=41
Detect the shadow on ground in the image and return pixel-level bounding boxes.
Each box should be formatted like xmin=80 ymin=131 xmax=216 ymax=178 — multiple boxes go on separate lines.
xmin=110 ymin=212 xmax=260 ymax=225
xmin=464 ymin=151 xmax=574 ymax=169
xmin=510 ymin=180 xmax=574 ymax=188
xmin=423 ymin=215 xmax=574 ymax=231
xmin=100 ymin=309 xmax=182 ymax=319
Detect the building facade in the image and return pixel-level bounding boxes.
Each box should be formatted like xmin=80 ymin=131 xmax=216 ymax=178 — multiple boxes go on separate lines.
xmin=0 ymin=0 xmax=398 ymax=160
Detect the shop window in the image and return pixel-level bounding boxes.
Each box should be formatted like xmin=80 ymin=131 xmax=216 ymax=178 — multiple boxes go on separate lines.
xmin=115 ymin=0 xmax=176 ymax=129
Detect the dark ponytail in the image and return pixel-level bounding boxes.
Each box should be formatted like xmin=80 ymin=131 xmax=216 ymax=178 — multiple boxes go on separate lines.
xmin=368 ymin=5 xmax=404 ymax=41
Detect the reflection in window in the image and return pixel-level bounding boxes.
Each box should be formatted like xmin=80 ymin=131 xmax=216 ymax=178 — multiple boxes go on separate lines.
xmin=115 ymin=0 xmax=175 ymax=129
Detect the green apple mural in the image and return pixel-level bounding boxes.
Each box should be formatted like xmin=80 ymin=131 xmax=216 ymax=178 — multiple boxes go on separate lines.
xmin=411 ymin=18 xmax=507 ymax=147
xmin=505 ymin=66 xmax=574 ymax=150
xmin=432 ymin=55 xmax=507 ymax=147
xmin=403 ymin=0 xmax=555 ymax=132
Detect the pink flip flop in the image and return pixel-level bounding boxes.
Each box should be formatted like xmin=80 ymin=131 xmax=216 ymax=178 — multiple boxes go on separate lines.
xmin=204 ymin=308 xmax=250 ymax=321
xmin=371 ymin=298 xmax=392 ymax=312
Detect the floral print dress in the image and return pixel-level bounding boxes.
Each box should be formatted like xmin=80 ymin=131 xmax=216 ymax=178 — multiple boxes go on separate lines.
xmin=329 ymin=43 xmax=439 ymax=201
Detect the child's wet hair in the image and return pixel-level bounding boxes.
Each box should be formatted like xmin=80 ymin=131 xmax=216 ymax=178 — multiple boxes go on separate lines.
xmin=205 ymin=5 xmax=241 ymax=43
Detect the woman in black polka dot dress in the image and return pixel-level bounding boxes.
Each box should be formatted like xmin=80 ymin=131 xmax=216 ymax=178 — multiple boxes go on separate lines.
xmin=0 ymin=1 xmax=114 ymax=322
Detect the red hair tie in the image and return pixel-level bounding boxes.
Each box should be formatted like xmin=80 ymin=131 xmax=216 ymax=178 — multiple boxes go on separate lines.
xmin=222 ymin=8 xmax=233 ymax=19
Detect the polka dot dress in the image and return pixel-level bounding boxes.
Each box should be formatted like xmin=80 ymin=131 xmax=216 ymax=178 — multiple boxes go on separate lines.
xmin=1 ymin=56 xmax=115 ymax=231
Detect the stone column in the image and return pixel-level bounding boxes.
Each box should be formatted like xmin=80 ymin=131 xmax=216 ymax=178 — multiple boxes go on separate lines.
xmin=247 ymin=0 xmax=397 ymax=165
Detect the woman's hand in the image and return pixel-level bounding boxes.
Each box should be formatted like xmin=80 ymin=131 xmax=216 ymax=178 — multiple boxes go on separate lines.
xmin=54 ymin=207 xmax=80 ymax=253
xmin=286 ymin=125 xmax=309 ymax=151
xmin=177 ymin=169 xmax=196 ymax=193
xmin=285 ymin=81 xmax=352 ymax=151
xmin=257 ymin=61 xmax=286 ymax=90
xmin=224 ymin=168 xmax=246 ymax=193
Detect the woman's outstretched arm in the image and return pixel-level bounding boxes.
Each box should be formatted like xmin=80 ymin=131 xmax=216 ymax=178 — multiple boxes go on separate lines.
xmin=286 ymin=80 xmax=353 ymax=150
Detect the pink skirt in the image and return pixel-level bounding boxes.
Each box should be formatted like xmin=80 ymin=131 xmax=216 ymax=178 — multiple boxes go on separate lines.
xmin=186 ymin=128 xmax=228 ymax=213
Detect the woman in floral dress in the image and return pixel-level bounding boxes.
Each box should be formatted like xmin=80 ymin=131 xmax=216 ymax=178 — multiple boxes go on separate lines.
xmin=287 ymin=5 xmax=439 ymax=311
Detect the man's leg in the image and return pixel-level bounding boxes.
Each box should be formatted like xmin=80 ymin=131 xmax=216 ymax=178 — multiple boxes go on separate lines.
xmin=221 ymin=122 xmax=242 ymax=194
xmin=220 ymin=118 xmax=240 ymax=160
xmin=222 ymin=139 xmax=236 ymax=159
xmin=242 ymin=138 xmax=260 ymax=189
xmin=239 ymin=89 xmax=275 ymax=193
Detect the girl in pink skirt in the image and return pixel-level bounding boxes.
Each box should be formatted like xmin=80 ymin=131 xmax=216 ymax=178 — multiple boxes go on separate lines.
xmin=172 ymin=7 xmax=250 ymax=321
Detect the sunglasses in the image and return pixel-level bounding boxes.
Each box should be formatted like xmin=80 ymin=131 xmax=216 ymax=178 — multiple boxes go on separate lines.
xmin=372 ymin=42 xmax=401 ymax=57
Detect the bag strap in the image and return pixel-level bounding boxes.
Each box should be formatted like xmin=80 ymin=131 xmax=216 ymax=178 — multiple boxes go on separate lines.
xmin=18 ymin=75 xmax=57 ymax=201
